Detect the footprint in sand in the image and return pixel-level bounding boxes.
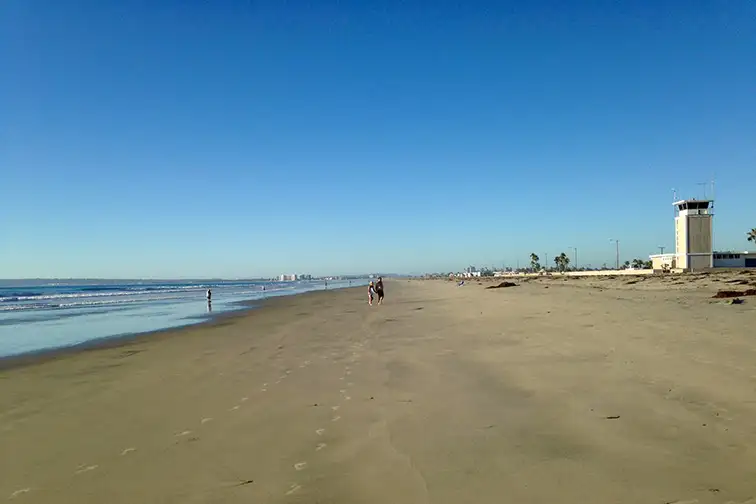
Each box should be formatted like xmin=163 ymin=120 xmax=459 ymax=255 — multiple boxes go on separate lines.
xmin=331 ymin=406 xmax=340 ymax=411
xmin=332 ymin=416 xmax=341 ymax=422
xmin=176 ymin=430 xmax=192 ymax=437
xmin=240 ymin=397 xmax=248 ymax=402
xmin=75 ymin=465 xmax=98 ymax=475
xmin=9 ymin=488 xmax=31 ymax=499
xmin=121 ymin=447 xmax=136 ymax=455
xmin=316 ymin=443 xmax=327 ymax=451
xmin=201 ymin=418 xmax=213 ymax=424
xmin=285 ymin=484 xmax=302 ymax=495
xmin=294 ymin=462 xmax=307 ymax=471
xmin=316 ymin=429 xmax=325 ymax=435
xmin=229 ymin=405 xmax=240 ymax=411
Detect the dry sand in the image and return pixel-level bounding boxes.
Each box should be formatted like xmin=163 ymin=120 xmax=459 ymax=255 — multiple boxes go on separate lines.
xmin=2 ymin=273 xmax=756 ymax=503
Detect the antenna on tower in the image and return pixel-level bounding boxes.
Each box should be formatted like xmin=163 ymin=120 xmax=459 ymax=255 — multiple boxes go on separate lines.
xmin=711 ymin=178 xmax=716 ymax=251
xmin=672 ymin=188 xmax=678 ymax=218
xmin=711 ymin=178 xmax=715 ymax=209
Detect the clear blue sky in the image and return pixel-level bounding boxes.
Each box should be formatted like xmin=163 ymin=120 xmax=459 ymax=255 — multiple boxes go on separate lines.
xmin=2 ymin=0 xmax=754 ymax=278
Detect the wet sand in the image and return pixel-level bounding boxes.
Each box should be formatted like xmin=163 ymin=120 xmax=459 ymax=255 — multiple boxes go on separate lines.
xmin=2 ymin=274 xmax=756 ymax=503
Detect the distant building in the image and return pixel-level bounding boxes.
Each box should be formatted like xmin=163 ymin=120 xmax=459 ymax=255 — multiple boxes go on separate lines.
xmin=279 ymin=274 xmax=297 ymax=281
xmin=462 ymin=266 xmax=481 ymax=278
xmin=650 ymin=198 xmax=756 ymax=271
xmin=713 ymin=251 xmax=756 ymax=268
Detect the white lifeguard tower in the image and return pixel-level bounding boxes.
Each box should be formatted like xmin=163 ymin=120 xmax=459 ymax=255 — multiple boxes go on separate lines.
xmin=651 ymin=198 xmax=714 ymax=271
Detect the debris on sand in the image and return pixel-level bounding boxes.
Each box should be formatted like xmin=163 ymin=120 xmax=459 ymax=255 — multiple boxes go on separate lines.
xmin=712 ymin=289 xmax=756 ymax=299
xmin=605 ymin=415 xmax=621 ymax=420
xmin=727 ymin=298 xmax=744 ymax=305
xmin=486 ymin=282 xmax=518 ymax=289
xmin=725 ymin=279 xmax=750 ymax=285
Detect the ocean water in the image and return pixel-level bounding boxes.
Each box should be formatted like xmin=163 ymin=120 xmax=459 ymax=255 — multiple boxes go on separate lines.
xmin=0 ymin=279 xmax=367 ymax=358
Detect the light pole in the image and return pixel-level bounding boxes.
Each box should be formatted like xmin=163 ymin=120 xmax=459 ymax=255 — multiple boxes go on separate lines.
xmin=658 ymin=246 xmax=665 ymax=255
xmin=569 ymin=247 xmax=578 ymax=270
xmin=610 ymin=239 xmax=620 ymax=269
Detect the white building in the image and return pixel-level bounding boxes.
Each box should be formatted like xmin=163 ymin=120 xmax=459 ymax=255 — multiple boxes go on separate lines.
xmin=650 ymin=199 xmax=756 ymax=271
xmin=279 ymin=274 xmax=297 ymax=282
xmin=462 ymin=266 xmax=481 ymax=278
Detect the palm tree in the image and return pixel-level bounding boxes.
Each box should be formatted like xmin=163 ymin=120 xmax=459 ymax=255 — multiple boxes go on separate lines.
xmin=552 ymin=252 xmax=570 ymax=272
xmin=623 ymin=260 xmax=631 ymax=269
xmin=748 ymin=228 xmax=756 ymax=244
xmin=631 ymin=258 xmax=644 ymax=269
xmin=529 ymin=253 xmax=540 ymax=271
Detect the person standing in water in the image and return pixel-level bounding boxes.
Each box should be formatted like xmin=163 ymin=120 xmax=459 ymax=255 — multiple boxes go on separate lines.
xmin=375 ymin=277 xmax=385 ymax=305
xmin=206 ymin=288 xmax=212 ymax=302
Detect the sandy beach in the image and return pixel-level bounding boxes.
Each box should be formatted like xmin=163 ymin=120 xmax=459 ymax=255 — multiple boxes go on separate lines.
xmin=2 ymin=273 xmax=756 ymax=503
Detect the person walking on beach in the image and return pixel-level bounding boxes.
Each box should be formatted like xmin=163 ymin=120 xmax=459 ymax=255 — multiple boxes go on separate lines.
xmin=368 ymin=281 xmax=376 ymax=306
xmin=206 ymin=289 xmax=212 ymax=302
xmin=375 ymin=277 xmax=385 ymax=305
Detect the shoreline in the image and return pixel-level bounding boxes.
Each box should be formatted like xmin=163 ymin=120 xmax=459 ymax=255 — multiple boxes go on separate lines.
xmin=0 ymin=286 xmax=359 ymax=372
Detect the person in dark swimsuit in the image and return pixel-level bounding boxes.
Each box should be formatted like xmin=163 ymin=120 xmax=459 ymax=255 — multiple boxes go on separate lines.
xmin=375 ymin=277 xmax=385 ymax=304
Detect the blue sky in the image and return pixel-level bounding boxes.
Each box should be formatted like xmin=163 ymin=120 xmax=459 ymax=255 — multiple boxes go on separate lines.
xmin=2 ymin=0 xmax=755 ymax=278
